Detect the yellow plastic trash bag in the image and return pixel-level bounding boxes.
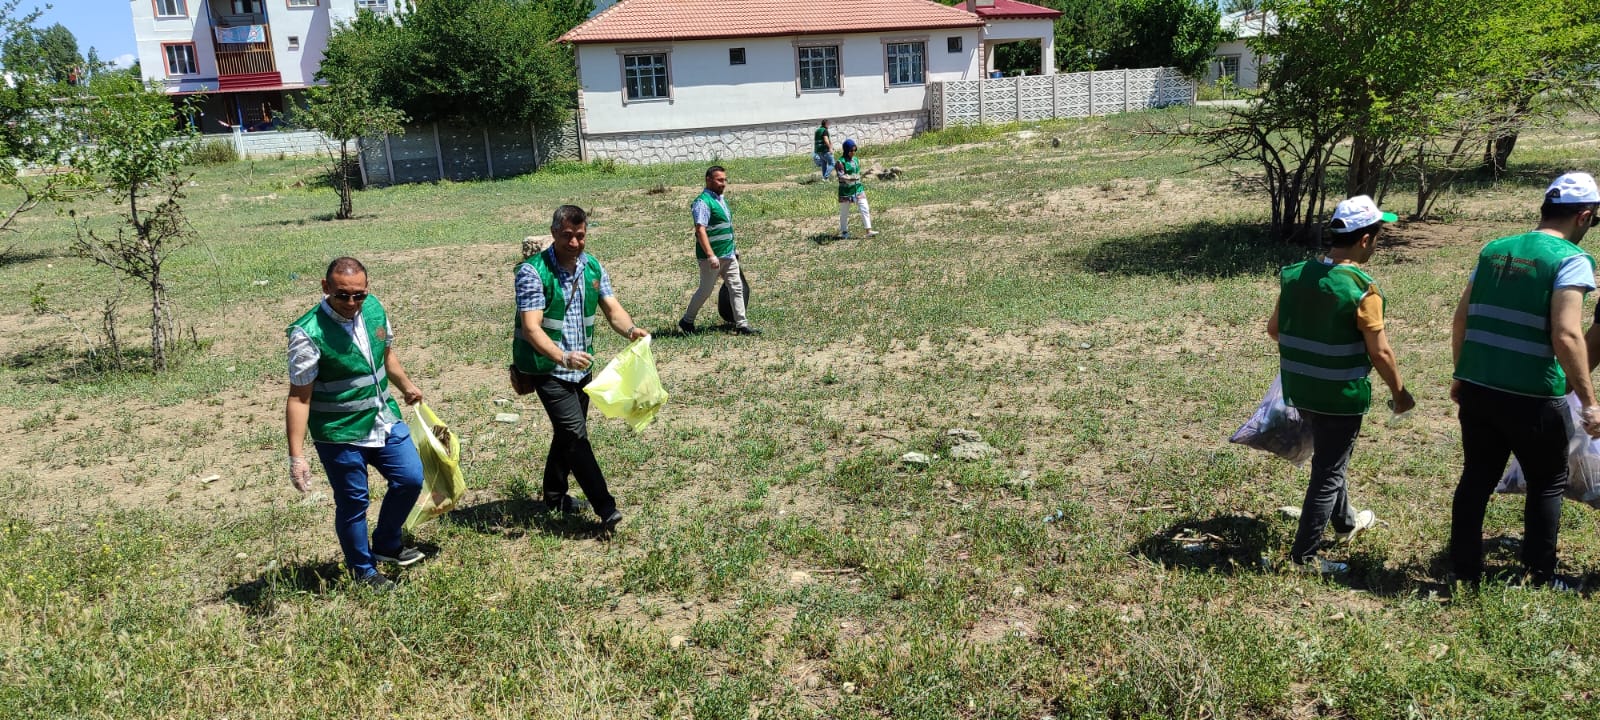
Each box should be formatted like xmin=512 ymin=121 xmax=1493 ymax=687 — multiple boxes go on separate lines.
xmin=584 ymin=336 xmax=669 ymax=432
xmin=403 ymin=402 xmax=465 ymax=532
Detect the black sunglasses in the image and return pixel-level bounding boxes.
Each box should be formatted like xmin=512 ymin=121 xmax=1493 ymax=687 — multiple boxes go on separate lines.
xmin=330 ymin=291 xmax=369 ymax=302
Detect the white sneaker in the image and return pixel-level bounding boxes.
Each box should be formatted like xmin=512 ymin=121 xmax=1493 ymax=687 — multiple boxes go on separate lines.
xmin=1335 ymin=510 xmax=1377 ymax=544
xmin=865 ymin=229 xmax=880 ymax=237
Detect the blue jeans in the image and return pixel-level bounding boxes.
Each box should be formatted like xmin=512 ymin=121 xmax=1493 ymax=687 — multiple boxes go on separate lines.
xmin=314 ymin=422 xmax=424 ymax=577
xmin=813 ymin=152 xmax=834 ymax=179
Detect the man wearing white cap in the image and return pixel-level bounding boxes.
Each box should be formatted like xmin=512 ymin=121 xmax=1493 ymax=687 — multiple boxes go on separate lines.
xmin=1267 ymin=195 xmax=1413 ymax=574
xmin=1448 ymin=172 xmax=1600 ymax=590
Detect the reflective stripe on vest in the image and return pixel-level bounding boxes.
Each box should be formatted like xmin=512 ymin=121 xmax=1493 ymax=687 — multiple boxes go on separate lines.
xmin=313 ymin=368 xmax=384 ymax=393
xmin=1281 ymin=359 xmax=1371 ymax=382
xmin=1276 ymin=333 xmax=1366 ymax=357
xmin=310 ymin=390 xmax=396 ymax=414
xmin=540 ymin=315 xmax=596 ymax=331
xmin=1467 ymin=303 xmax=1548 ymax=330
xmin=1464 ymin=328 xmax=1553 ymax=358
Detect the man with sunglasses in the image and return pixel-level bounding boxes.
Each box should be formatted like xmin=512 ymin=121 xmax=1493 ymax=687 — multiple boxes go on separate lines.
xmin=1268 ymin=195 xmax=1411 ymax=575
xmin=1449 ymin=172 xmax=1600 ymax=590
xmin=286 ymin=257 xmax=428 ymax=592
xmin=514 ymin=205 xmax=649 ymax=529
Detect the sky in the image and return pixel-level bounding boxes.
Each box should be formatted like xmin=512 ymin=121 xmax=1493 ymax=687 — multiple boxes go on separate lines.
xmin=25 ymin=0 xmax=138 ymax=68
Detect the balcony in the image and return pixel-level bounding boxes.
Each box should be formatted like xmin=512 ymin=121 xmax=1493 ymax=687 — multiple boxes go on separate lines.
xmin=212 ymin=14 xmax=280 ymax=91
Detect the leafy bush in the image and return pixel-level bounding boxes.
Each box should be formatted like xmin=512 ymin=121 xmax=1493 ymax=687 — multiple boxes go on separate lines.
xmin=189 ymin=138 xmax=238 ymax=166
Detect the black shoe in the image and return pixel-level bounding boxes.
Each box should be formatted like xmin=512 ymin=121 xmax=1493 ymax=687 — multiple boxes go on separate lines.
xmin=355 ymin=572 xmax=395 ymax=593
xmin=734 ymin=326 xmax=762 ymax=336
xmin=371 ymin=546 xmax=425 ymax=567
xmin=544 ymin=494 xmax=591 ymax=515
xmin=598 ymin=508 xmax=623 ymax=528
xmin=678 ymin=319 xmax=696 ymax=334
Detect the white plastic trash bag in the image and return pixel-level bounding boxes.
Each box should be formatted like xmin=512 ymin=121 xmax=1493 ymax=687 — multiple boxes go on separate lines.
xmin=1229 ymin=375 xmax=1314 ymax=466
xmin=1497 ymin=394 xmax=1600 ymax=509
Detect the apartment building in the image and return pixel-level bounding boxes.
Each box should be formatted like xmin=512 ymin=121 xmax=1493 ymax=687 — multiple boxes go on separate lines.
xmin=130 ymin=0 xmax=405 ymax=133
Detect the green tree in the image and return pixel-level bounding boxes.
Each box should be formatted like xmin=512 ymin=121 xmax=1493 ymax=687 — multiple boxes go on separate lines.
xmin=0 ymin=2 xmax=92 ymax=258
xmin=281 ymin=78 xmax=408 ymax=220
xmin=321 ymin=0 xmax=579 ymax=128
xmin=1107 ymin=0 xmax=1223 ymax=77
xmin=3 ymin=22 xmax=83 ymax=85
xmin=71 ymin=72 xmax=199 ymax=372
xmin=945 ymin=0 xmax=1217 ymax=76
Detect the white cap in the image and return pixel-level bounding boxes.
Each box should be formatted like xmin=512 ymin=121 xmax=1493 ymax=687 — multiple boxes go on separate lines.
xmin=1545 ymin=172 xmax=1600 ymax=204
xmin=1329 ymin=195 xmax=1397 ymax=233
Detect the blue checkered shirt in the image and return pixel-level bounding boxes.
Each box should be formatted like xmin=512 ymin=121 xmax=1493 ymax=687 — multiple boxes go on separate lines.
xmin=515 ymin=249 xmax=614 ymax=382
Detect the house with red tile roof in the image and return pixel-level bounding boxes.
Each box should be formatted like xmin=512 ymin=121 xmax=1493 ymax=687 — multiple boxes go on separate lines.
xmin=559 ymin=0 xmax=1060 ymax=164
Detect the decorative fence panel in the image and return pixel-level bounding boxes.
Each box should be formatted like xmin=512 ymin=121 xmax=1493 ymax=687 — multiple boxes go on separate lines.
xmin=930 ymin=67 xmax=1195 ymax=129
xmin=358 ymin=114 xmax=582 ymax=187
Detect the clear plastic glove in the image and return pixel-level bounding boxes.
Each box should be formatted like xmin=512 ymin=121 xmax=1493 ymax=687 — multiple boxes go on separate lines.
xmin=289 ymin=456 xmax=312 ymax=493
xmin=1582 ymin=404 xmax=1600 ymax=439
xmin=561 ymin=350 xmax=593 ymax=371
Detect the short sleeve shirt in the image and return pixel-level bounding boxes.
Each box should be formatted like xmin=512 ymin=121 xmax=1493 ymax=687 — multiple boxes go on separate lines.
xmin=287 ymin=300 xmax=397 ymax=447
xmin=515 ymin=250 xmax=615 ymax=382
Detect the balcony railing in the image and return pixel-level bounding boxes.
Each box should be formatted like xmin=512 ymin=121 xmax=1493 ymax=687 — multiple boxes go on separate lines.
xmin=216 ymin=46 xmax=275 ymax=76
xmin=216 ymin=43 xmax=276 ymax=76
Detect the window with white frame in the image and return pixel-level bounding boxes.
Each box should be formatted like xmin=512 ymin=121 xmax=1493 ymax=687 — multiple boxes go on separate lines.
xmin=287 ymin=0 xmax=318 ymax=7
xmin=623 ymin=53 xmax=670 ymax=101
xmin=164 ymin=44 xmax=198 ymax=75
xmin=886 ymin=42 xmax=925 ymax=86
xmin=798 ymin=45 xmax=839 ymax=91
xmin=355 ymin=0 xmax=390 ymax=13
xmin=153 ymin=0 xmax=187 ymax=17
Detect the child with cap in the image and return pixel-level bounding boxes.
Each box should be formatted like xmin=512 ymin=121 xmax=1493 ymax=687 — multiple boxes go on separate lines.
xmin=1267 ymin=195 xmax=1413 ymax=574
xmin=1447 ymin=172 xmax=1600 ymax=590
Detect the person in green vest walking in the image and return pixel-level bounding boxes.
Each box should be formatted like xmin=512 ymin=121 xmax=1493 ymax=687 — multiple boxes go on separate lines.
xmin=835 ymin=138 xmax=878 ymax=239
xmin=1267 ymin=196 xmax=1413 ymax=574
xmin=515 ymin=205 xmax=650 ymax=529
xmin=678 ymin=166 xmax=759 ymax=335
xmin=1449 ymin=172 xmax=1600 ymax=590
xmin=286 ymin=257 xmax=428 ymax=592
xmin=813 ymin=120 xmax=834 ymax=180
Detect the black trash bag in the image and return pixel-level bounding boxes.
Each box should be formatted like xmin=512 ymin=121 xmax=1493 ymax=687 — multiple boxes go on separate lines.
xmin=718 ymin=267 xmax=752 ymax=324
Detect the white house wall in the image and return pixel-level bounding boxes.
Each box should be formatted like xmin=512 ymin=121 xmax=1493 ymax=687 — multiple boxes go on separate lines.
xmin=133 ymin=0 xmax=378 ymax=94
xmin=133 ymin=0 xmax=220 ymax=92
xmin=576 ymin=31 xmax=983 ymax=136
xmin=1206 ymin=39 xmax=1260 ymax=89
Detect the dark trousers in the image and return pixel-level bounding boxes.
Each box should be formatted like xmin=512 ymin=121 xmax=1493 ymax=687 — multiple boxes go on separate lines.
xmin=1291 ymin=410 xmax=1364 ymax=563
xmin=1450 ymin=381 xmax=1569 ymax=582
xmin=533 ymin=373 xmax=616 ymax=515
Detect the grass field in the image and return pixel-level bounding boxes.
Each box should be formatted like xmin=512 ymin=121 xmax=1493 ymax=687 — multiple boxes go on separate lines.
xmin=5 ymin=108 xmax=1600 ymax=719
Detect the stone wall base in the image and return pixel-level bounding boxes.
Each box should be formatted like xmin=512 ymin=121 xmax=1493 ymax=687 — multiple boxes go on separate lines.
xmin=583 ymin=111 xmax=929 ymax=165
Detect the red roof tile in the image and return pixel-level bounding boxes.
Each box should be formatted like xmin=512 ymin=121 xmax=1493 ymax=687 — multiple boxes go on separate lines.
xmin=560 ymin=0 xmax=986 ymax=45
xmin=971 ymin=0 xmax=1062 ymax=20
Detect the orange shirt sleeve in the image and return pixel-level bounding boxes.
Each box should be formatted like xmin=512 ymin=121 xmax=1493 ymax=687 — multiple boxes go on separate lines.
xmin=1355 ymin=288 xmax=1384 ymax=333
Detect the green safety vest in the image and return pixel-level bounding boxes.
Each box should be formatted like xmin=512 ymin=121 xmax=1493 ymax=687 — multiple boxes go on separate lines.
xmin=512 ymin=249 xmax=601 ymax=375
xmin=837 ymin=156 xmax=863 ymax=200
xmin=288 ymin=297 xmax=402 ymax=444
xmin=814 ymin=126 xmax=829 ymax=153
xmin=1277 ymin=260 xmax=1381 ymax=415
xmin=694 ymin=188 xmax=735 ymax=259
xmin=1456 ymin=232 xmax=1594 ymax=398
